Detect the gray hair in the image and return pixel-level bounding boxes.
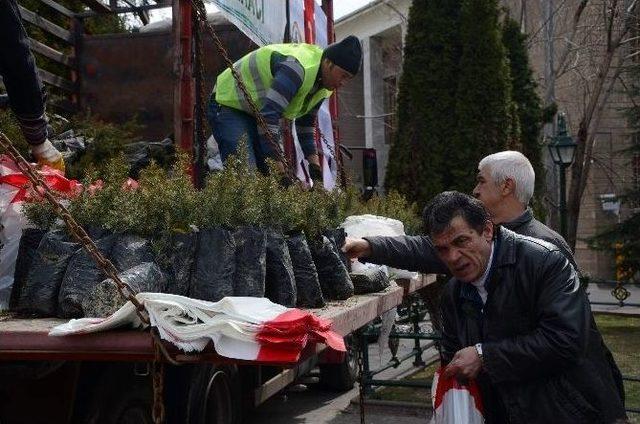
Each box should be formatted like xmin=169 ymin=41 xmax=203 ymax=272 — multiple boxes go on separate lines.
xmin=478 ymin=151 xmax=535 ymax=205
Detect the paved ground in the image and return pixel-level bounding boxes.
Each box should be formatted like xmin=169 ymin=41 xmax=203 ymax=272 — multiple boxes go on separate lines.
xmin=246 ymin=333 xmax=436 ymax=424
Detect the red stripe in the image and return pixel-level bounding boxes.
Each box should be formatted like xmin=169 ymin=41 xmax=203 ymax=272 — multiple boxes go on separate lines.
xmin=255 ymin=309 xmax=346 ymax=363
xmin=0 ymin=157 xmax=81 ymax=204
xmin=433 ymin=368 xmax=484 ymax=414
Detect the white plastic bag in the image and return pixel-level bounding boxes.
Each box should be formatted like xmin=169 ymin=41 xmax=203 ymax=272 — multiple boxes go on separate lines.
xmin=0 ymin=157 xmax=30 ymax=310
xmin=341 ymin=214 xmax=418 ymax=279
xmin=431 ymin=367 xmax=484 ymax=423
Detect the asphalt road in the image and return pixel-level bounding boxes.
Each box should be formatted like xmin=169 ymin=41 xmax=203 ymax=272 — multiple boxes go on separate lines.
xmin=246 ymin=334 xmax=437 ymax=424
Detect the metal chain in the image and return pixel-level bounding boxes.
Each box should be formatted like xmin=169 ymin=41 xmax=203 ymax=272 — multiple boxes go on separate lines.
xmin=193 ymin=8 xmax=208 ymax=188
xmin=0 ymin=132 xmax=149 ymax=324
xmin=152 ymin=335 xmax=166 ymax=424
xmin=189 ymin=0 xmax=296 ymax=180
xmin=356 ymin=331 xmax=366 ymax=424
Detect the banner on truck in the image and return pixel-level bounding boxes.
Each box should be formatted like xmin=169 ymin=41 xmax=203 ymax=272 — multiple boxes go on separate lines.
xmin=210 ymin=0 xmax=286 ymax=46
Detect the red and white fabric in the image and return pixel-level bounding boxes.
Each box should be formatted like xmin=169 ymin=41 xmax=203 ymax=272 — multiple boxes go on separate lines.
xmin=50 ymin=293 xmax=346 ymax=363
xmin=0 ymin=155 xmax=81 ymax=309
xmin=431 ymin=367 xmax=484 ymax=424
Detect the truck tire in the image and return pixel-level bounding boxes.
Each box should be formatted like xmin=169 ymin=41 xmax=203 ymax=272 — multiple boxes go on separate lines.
xmin=319 ymin=335 xmax=358 ymax=391
xmin=89 ymin=364 xmax=154 ymax=424
xmin=186 ymin=364 xmax=243 ymax=424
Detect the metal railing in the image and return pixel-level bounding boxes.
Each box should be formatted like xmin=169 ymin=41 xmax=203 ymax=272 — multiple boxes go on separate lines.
xmin=587 ymin=279 xmax=640 ymax=416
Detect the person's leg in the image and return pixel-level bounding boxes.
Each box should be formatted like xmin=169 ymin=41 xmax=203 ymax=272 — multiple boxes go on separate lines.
xmin=207 ymin=98 xmax=258 ymax=167
xmin=0 ymin=0 xmax=48 ymax=145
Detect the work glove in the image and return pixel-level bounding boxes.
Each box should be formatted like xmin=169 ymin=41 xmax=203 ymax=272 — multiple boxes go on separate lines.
xmin=308 ymin=163 xmax=323 ymax=187
xmin=31 ymin=139 xmax=65 ymax=173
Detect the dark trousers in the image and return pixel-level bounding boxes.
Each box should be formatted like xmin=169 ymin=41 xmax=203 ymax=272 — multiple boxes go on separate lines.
xmin=0 ymin=0 xmax=48 ymax=145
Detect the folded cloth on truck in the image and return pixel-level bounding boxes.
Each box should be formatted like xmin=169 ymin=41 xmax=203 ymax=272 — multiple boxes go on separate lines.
xmin=49 ymin=293 xmax=345 ymax=363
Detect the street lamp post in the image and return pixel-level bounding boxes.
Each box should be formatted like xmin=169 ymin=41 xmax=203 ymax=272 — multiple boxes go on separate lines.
xmin=547 ymin=113 xmax=577 ymax=239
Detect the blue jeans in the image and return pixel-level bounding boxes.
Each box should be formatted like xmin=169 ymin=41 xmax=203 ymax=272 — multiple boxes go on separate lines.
xmin=207 ymin=98 xmax=268 ymax=173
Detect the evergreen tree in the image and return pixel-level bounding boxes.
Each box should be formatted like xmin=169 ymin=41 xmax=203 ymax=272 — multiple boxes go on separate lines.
xmin=452 ymin=0 xmax=512 ymax=193
xmin=386 ymin=0 xmax=518 ymax=206
xmin=385 ymin=0 xmax=462 ymax=204
xmin=502 ymin=17 xmax=545 ymax=212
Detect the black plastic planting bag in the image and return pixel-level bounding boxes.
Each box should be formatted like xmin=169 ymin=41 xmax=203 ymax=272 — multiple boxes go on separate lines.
xmin=162 ymin=232 xmax=197 ymax=296
xmin=58 ymin=235 xmax=115 ymax=318
xmin=309 ymin=235 xmax=354 ymax=301
xmin=285 ymin=233 xmax=325 ymax=308
xmin=82 ymin=262 xmax=167 ymax=318
xmin=110 ymin=233 xmax=156 ymax=272
xmin=264 ymin=229 xmax=296 ymax=307
xmin=351 ymin=267 xmax=390 ymax=295
xmin=17 ymin=230 xmax=79 ymax=316
xmin=233 ymin=226 xmax=267 ymax=298
xmin=190 ymin=227 xmax=235 ymax=302
xmin=324 ymin=228 xmax=349 ymax=271
xmin=10 ymin=228 xmax=47 ymax=310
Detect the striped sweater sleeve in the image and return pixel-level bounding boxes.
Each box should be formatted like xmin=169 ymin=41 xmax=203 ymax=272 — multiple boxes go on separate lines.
xmin=257 ymin=53 xmax=305 ymax=158
xmin=294 ymin=103 xmax=321 ymax=157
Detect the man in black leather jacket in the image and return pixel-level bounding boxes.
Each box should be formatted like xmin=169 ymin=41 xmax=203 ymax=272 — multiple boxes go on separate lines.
xmin=425 ymin=192 xmax=626 ymax=423
xmin=343 ymin=151 xmax=575 ymax=269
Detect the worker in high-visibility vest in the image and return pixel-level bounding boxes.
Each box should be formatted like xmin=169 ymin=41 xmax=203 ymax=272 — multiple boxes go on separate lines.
xmin=208 ymin=35 xmax=362 ymax=184
xmin=0 ymin=0 xmax=65 ymax=172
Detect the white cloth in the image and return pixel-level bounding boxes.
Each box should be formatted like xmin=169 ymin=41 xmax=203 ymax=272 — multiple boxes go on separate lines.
xmin=341 ymin=214 xmax=418 ymax=280
xmin=50 ymin=293 xmax=344 ymax=363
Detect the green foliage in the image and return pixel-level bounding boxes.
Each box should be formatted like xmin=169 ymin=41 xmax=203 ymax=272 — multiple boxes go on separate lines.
xmin=22 ymin=200 xmax=59 ymax=230
xmin=64 ymin=114 xmax=145 ymax=180
xmin=21 ymin=141 xmax=421 ymax=245
xmin=386 ymin=0 xmax=522 ymax=208
xmin=0 ymin=109 xmax=31 ymax=157
xmin=502 ymin=17 xmax=545 ymax=213
xmin=385 ymin=0 xmax=461 ymax=205
xmin=453 ymin=0 xmax=513 ymax=192
xmin=196 ymin=141 xmax=263 ymax=229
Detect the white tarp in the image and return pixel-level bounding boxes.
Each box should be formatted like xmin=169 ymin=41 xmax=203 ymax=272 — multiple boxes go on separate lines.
xmin=210 ymin=0 xmax=286 ymax=46
xmin=50 ymin=293 xmax=345 ymax=363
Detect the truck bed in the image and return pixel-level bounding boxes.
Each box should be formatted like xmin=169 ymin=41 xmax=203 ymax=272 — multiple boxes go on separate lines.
xmin=0 ymin=276 xmax=435 ymax=365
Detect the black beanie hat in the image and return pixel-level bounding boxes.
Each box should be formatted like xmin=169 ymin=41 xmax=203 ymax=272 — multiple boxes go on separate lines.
xmin=323 ymin=35 xmax=362 ymax=75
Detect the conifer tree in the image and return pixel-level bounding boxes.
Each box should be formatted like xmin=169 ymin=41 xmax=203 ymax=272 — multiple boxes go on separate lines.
xmin=386 ymin=0 xmax=518 ymax=206
xmin=452 ymin=0 xmax=512 ymax=193
xmin=502 ymin=17 xmax=545 ymax=210
xmin=385 ymin=0 xmax=462 ymax=204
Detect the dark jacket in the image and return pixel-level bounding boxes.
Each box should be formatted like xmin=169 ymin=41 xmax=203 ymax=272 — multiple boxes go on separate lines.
xmin=440 ymin=228 xmax=626 ymax=423
xmin=364 ymin=207 xmax=575 ymax=273
xmin=506 ymin=208 xmax=576 ymax=269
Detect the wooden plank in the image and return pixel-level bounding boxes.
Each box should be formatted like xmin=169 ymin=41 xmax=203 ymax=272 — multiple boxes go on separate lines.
xmin=78 ymin=0 xmax=111 ymax=14
xmin=18 ymin=5 xmax=73 ymax=43
xmin=38 ymin=68 xmax=75 ymax=92
xmin=29 ymin=38 xmax=74 ymax=67
xmin=0 ymin=285 xmax=408 ymax=362
xmin=39 ymin=0 xmax=75 ymax=18
xmin=396 ymin=274 xmax=438 ymax=297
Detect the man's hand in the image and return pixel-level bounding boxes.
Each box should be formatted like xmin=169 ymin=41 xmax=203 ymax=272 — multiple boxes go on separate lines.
xmin=342 ymin=237 xmax=372 ymax=260
xmin=443 ymin=346 xmax=482 ymax=380
xmin=31 ymin=140 xmax=65 ymax=173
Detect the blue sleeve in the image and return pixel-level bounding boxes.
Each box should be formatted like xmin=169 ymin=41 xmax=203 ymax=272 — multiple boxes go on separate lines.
xmin=257 ymin=53 xmax=305 ymax=158
xmin=294 ymin=103 xmax=322 ymax=157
